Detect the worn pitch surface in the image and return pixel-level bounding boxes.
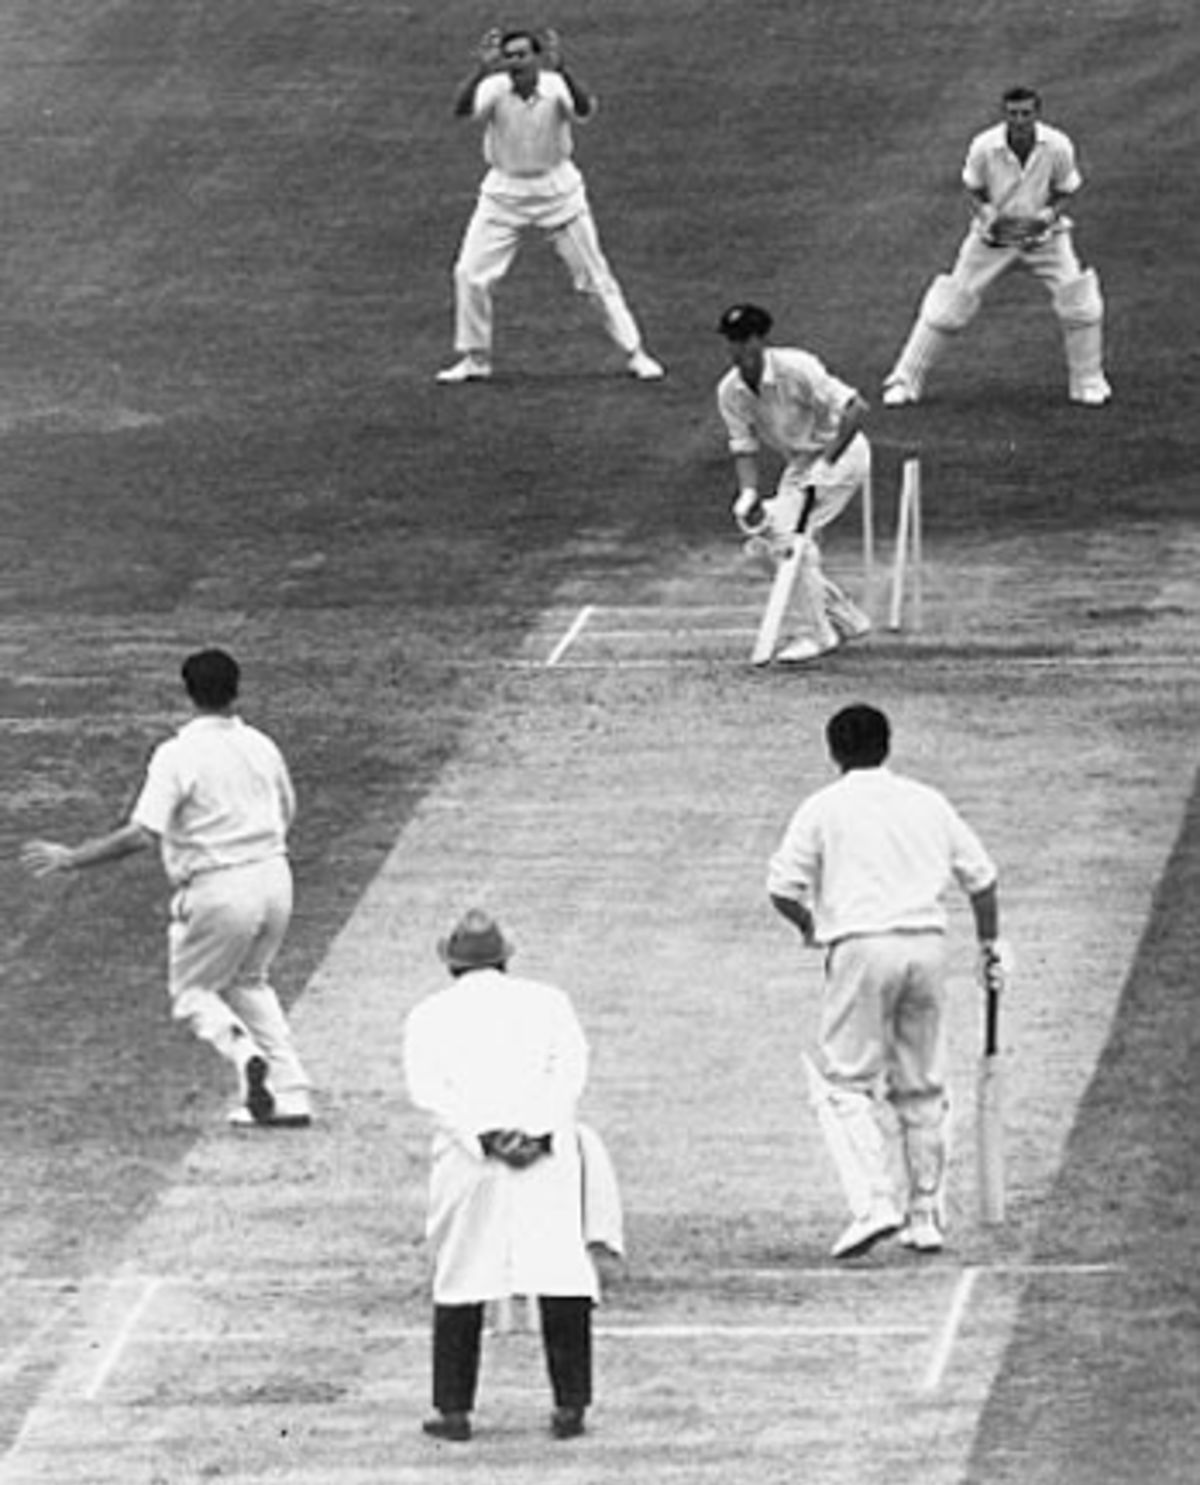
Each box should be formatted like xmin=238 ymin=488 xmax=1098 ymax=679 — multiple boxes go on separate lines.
xmin=3 ymin=516 xmax=1198 ymax=1481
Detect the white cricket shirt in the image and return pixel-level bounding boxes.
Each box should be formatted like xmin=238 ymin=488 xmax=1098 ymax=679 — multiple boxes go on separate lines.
xmin=132 ymin=714 xmax=295 ymax=886
xmin=718 ymin=348 xmax=859 ymax=464
xmin=474 ymin=70 xmax=580 ymax=177
xmin=962 ymin=120 xmax=1082 ymax=225
xmin=767 ymin=765 xmax=997 ymax=945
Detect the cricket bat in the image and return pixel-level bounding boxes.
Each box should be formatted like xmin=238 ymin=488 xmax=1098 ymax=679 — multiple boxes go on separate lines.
xmin=751 ymin=486 xmax=816 ymax=666
xmin=976 ymin=981 xmax=1006 ymax=1224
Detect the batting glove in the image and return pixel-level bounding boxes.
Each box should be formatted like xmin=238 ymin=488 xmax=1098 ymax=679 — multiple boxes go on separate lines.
xmin=978 ymin=939 xmax=1013 ymax=995
xmin=732 ymin=488 xmax=765 ymax=535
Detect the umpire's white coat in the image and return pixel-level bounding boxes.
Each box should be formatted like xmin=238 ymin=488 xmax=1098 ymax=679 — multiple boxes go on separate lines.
xmin=403 ymin=967 xmax=603 ymax=1305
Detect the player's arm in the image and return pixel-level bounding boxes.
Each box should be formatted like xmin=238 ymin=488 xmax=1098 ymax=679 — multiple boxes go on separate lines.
xmin=767 ymin=826 xmax=820 ymax=946
xmin=452 ymin=28 xmax=504 ymax=116
xmin=21 ymin=821 xmax=156 ymax=877
xmin=969 ymin=880 xmax=999 ymax=944
xmin=542 ymin=29 xmax=594 ymax=118
xmin=971 ymin=881 xmax=1011 ymax=995
xmin=823 ymin=393 xmax=868 ymax=464
xmin=769 ymin=892 xmax=817 ymax=945
xmin=731 ymin=452 xmax=764 ymax=531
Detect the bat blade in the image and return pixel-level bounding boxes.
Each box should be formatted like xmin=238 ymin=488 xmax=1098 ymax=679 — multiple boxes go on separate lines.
xmin=750 ymin=487 xmax=816 ymax=667
xmin=976 ymin=984 xmax=1006 ymax=1224
xmin=751 ymin=541 xmax=804 ymax=665
xmin=976 ymin=1053 xmax=1006 ymax=1224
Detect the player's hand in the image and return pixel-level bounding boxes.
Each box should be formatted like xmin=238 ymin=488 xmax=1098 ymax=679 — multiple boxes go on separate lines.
xmin=986 ymin=215 xmax=1048 ymax=250
xmin=978 ymin=939 xmax=1012 ymax=994
xmin=477 ymin=27 xmax=503 ymax=69
xmin=482 ymin=1128 xmax=550 ymax=1168
xmin=499 ymin=1131 xmax=550 ymax=1169
xmin=732 ymin=489 xmax=765 ymax=535
xmin=541 ymin=27 xmax=564 ymax=68
xmin=20 ymin=840 xmax=73 ymax=877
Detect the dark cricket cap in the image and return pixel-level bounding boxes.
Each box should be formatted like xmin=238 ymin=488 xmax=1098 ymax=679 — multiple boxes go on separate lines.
xmin=717 ymin=303 xmax=773 ymax=341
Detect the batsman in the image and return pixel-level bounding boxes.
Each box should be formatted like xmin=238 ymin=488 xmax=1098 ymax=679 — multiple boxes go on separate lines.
xmin=715 ymin=303 xmax=872 ymax=666
xmin=766 ymin=705 xmax=1007 ymax=1258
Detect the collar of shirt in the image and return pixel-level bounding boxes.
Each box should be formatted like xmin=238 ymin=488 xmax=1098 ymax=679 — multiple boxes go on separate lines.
xmin=736 ymin=348 xmax=781 ymax=395
xmin=507 ymin=74 xmax=546 ymax=103
xmin=177 ymin=713 xmax=239 ymax=737
xmin=985 ymin=119 xmax=1049 ymax=160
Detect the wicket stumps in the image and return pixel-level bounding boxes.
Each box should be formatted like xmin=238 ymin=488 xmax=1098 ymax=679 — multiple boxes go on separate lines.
xmin=860 ymin=445 xmax=876 ymax=598
xmin=887 ymin=454 xmax=923 ymax=632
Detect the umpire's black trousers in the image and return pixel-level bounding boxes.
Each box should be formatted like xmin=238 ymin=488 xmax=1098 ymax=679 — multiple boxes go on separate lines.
xmin=432 ymin=1297 xmax=593 ymax=1413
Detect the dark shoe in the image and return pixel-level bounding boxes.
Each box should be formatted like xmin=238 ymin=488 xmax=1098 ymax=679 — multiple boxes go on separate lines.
xmin=551 ymin=1406 xmax=586 ymax=1440
xmin=422 ymin=1411 xmax=471 ymax=1442
xmin=228 ymin=1107 xmax=313 ymax=1129
xmin=244 ymin=1055 xmax=276 ymax=1125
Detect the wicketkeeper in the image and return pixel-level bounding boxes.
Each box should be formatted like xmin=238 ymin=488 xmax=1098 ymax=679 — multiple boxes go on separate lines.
xmin=882 ymin=86 xmax=1111 ymax=407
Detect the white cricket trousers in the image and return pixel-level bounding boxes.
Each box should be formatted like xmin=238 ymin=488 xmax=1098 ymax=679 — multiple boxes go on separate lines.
xmin=946 ymin=224 xmax=1086 ymax=298
xmin=762 ymin=434 xmax=871 ymax=646
xmin=451 ymin=193 xmax=643 ymax=357
xmin=820 ymin=931 xmax=949 ymax=1208
xmin=168 ymin=856 xmax=310 ymax=1102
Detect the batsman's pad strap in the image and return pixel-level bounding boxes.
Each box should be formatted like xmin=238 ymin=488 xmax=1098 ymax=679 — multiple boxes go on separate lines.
xmin=920 ymin=274 xmax=980 ymax=333
xmin=1052 ymin=268 xmax=1104 ymax=326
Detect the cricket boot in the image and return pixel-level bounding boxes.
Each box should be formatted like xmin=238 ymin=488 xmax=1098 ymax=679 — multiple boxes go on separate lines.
xmin=1055 ymin=270 xmax=1111 ymax=404
xmin=805 ymin=1058 xmax=902 ymax=1257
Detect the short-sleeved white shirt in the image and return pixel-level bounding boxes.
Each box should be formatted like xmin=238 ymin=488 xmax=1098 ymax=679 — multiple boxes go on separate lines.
xmin=962 ymin=120 xmax=1082 ymax=222
xmin=474 ymin=70 xmax=579 ymax=176
xmin=767 ymin=766 xmax=997 ymax=945
xmin=717 ymin=348 xmax=858 ymax=464
xmin=132 ymin=714 xmax=295 ymax=886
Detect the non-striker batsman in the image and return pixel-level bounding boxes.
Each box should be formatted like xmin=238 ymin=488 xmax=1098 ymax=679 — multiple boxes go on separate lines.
xmin=766 ymin=705 xmax=1005 ymax=1257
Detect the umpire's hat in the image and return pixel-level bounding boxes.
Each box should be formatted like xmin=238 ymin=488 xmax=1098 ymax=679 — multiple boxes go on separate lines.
xmin=439 ymin=909 xmax=515 ymax=971
xmin=717 ymin=303 xmax=773 ymax=341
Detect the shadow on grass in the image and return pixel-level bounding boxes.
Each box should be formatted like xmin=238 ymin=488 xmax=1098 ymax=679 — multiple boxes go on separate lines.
xmin=966 ymin=765 xmax=1200 ymax=1484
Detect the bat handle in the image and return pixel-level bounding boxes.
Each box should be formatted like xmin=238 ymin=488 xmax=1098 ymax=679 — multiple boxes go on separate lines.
xmin=984 ymin=985 xmax=1001 ymax=1057
xmin=796 ymin=485 xmax=817 ymax=536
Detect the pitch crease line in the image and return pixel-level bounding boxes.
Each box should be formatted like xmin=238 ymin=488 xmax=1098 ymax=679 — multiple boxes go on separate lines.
xmin=922 ymin=1266 xmax=978 ymax=1393
xmin=545 ymin=604 xmax=594 ymax=667
xmin=82 ymin=1276 xmax=163 ymax=1401
xmin=118 ymin=1322 xmax=932 ymax=1346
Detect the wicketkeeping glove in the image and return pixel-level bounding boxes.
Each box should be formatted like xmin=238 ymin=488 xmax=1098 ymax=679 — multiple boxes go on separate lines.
xmin=985 ymin=211 xmax=1054 ymax=250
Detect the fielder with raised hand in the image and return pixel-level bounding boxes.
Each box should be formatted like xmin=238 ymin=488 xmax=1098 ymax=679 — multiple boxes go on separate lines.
xmin=882 ymin=85 xmax=1111 ymax=407
xmin=435 ymin=26 xmax=664 ymax=384
xmin=716 ymin=303 xmax=872 ymax=666
xmin=20 ymin=648 xmax=313 ymax=1130
xmin=766 ymin=704 xmax=1005 ymax=1258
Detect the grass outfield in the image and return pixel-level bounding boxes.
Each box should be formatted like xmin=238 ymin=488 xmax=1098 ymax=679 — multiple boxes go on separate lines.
xmin=0 ymin=0 xmax=1198 ymax=1477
